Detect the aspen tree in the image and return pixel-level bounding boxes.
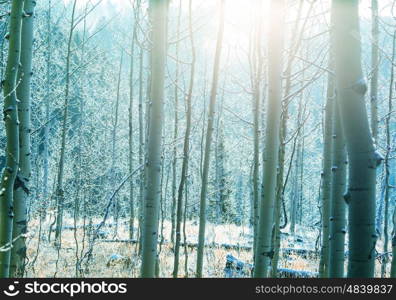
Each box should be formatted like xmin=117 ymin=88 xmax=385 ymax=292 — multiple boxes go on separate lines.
xmin=137 ymin=46 xmax=144 ymax=250
xmin=370 ymin=0 xmax=379 ymax=141
xmin=290 ymin=94 xmax=304 ymax=236
xmin=328 ymin=93 xmax=347 ymax=278
xmin=327 ymin=1 xmax=348 ymax=278
xmin=10 ymin=0 xmax=35 ymax=277
xmin=112 ymin=50 xmax=123 ymax=237
xmin=140 ymin=0 xmax=168 ymax=278
xmin=128 ymin=5 xmax=138 ymax=239
xmin=42 ymin=0 xmax=51 ymax=222
xmin=170 ymin=0 xmax=182 ymax=245
xmin=332 ymin=0 xmax=381 ymax=277
xmin=54 ymin=0 xmax=78 ymax=244
xmin=391 ymin=210 xmax=396 ymax=277
xmin=196 ymin=0 xmax=225 ymax=278
xmin=0 ymin=0 xmax=24 ymax=278
xmin=380 ymin=31 xmax=395 ymax=278
xmin=254 ymin=0 xmax=285 ymax=278
xmin=319 ymin=57 xmax=334 ymax=279
xmin=251 ymin=0 xmax=263 ymax=252
xmin=272 ymin=0 xmax=309 ymax=275
xmin=173 ymin=0 xmax=195 ymax=278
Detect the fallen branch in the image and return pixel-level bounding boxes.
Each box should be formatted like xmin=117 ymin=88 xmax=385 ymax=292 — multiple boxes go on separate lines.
xmin=96 ymin=238 xmax=252 ymax=251
xmin=95 ymin=239 xmax=319 ymax=259
xmin=224 ymin=254 xmax=318 ymax=278
xmin=50 ymin=222 xmax=131 ymax=232
xmin=282 ymin=247 xmax=319 ymax=258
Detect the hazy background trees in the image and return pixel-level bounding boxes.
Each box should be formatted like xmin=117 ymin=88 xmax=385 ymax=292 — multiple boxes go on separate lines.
xmin=0 ymin=0 xmax=395 ymax=278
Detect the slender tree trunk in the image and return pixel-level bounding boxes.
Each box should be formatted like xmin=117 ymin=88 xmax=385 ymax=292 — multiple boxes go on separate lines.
xmin=319 ymin=57 xmax=334 ymax=279
xmin=271 ymin=0 xmax=308 ymax=274
xmin=328 ymin=89 xmax=347 ymax=278
xmin=140 ymin=0 xmax=168 ymax=278
xmin=196 ymin=0 xmax=225 ymax=278
xmin=391 ymin=208 xmax=396 ymax=277
xmin=54 ymin=0 xmax=78 ymax=245
xmin=373 ymin=0 xmax=381 ymax=234
xmin=42 ymin=0 xmax=51 ymax=222
xmin=138 ymin=41 xmax=144 ymax=253
xmin=10 ymin=0 xmax=35 ymax=278
xmin=271 ymin=100 xmax=303 ymax=277
xmin=380 ymin=31 xmax=395 ymax=278
xmin=129 ymin=10 xmax=138 ymax=240
xmin=370 ymin=0 xmax=379 ymax=142
xmin=214 ymin=85 xmax=226 ymax=223
xmin=290 ymin=96 xmax=304 ymax=236
xmin=251 ymin=0 xmax=263 ymax=252
xmin=112 ymin=50 xmax=123 ymax=238
xmin=171 ymin=1 xmax=182 ymax=245
xmin=73 ymin=2 xmax=89 ymax=276
xmin=173 ymin=0 xmax=195 ymax=278
xmin=298 ymin=134 xmax=305 ymax=226
xmin=332 ymin=0 xmax=380 ymax=278
xmin=155 ymin=143 xmax=166 ymax=277
xmin=0 ymin=0 xmax=24 ymax=278
xmin=183 ymin=177 xmax=189 ymax=277
xmin=253 ymin=0 xmax=285 ymax=278
xmin=290 ymin=162 xmax=298 ymax=235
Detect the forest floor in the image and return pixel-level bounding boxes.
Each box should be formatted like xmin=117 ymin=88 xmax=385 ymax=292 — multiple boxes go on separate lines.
xmin=23 ymin=216 xmax=389 ymax=277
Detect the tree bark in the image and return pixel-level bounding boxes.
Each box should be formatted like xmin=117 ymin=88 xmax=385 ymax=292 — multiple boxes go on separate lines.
xmin=140 ymin=0 xmax=169 ymax=278
xmin=196 ymin=0 xmax=225 ymax=278
xmin=380 ymin=30 xmax=395 ymax=278
xmin=391 ymin=209 xmax=396 ymax=277
xmin=250 ymin=0 xmax=263 ymax=253
xmin=253 ymin=0 xmax=285 ymax=278
xmin=328 ymin=95 xmax=347 ymax=278
xmin=319 ymin=56 xmax=334 ymax=279
xmin=170 ymin=1 xmax=182 ymax=245
xmin=0 ymin=0 xmax=24 ymax=278
xmin=370 ymin=0 xmax=379 ymax=141
xmin=42 ymin=0 xmax=51 ymax=222
xmin=10 ymin=0 xmax=35 ymax=278
xmin=173 ymin=0 xmax=195 ymax=278
xmin=137 ymin=38 xmax=144 ymax=253
xmin=128 ymin=11 xmax=138 ymax=240
xmin=54 ymin=0 xmax=78 ymax=245
xmin=332 ymin=0 xmax=380 ymax=278
xmin=112 ymin=50 xmax=123 ymax=238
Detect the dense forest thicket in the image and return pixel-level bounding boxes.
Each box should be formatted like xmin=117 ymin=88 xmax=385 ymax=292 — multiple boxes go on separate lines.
xmin=0 ymin=0 xmax=395 ymax=278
